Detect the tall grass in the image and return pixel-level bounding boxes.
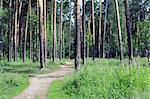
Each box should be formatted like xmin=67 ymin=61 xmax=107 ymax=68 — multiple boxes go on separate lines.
xmin=48 ymin=58 xmax=150 ymax=99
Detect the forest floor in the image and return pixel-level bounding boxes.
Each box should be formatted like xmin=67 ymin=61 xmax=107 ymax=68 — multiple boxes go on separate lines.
xmin=13 ymin=61 xmax=73 ymax=99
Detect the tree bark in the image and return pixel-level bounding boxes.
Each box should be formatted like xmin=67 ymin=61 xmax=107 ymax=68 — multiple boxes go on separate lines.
xmin=102 ymin=0 xmax=108 ymax=58
xmin=115 ymin=0 xmax=124 ymax=64
xmin=59 ymin=0 xmax=63 ymax=60
xmin=74 ymin=0 xmax=81 ymax=70
xmin=23 ymin=1 xmax=30 ymax=62
xmin=43 ymin=0 xmax=47 ymax=63
xmin=8 ymin=0 xmax=13 ymax=62
xmin=69 ymin=2 xmax=72 ymax=59
xmin=29 ymin=0 xmax=33 ymax=60
xmin=14 ymin=0 xmax=19 ymax=61
xmin=38 ymin=0 xmax=45 ymax=68
xmin=81 ymin=0 xmax=85 ymax=64
xmin=91 ymin=0 xmax=95 ymax=60
xmin=50 ymin=1 xmax=53 ymax=60
xmin=98 ymin=0 xmax=102 ymax=58
xmin=124 ymin=0 xmax=133 ymax=64
xmin=52 ymin=0 xmax=57 ymax=62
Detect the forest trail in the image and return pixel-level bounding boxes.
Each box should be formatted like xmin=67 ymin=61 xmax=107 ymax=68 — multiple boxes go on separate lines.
xmin=13 ymin=61 xmax=73 ymax=99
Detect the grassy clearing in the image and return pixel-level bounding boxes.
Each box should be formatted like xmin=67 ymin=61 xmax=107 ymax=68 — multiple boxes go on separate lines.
xmin=47 ymin=58 xmax=150 ymax=99
xmin=0 ymin=58 xmax=67 ymax=99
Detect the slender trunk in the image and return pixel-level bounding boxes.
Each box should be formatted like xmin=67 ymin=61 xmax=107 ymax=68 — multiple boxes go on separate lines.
xmin=91 ymin=0 xmax=95 ymax=60
xmin=14 ymin=0 xmax=19 ymax=61
xmin=59 ymin=0 xmax=63 ymax=60
xmin=50 ymin=2 xmax=53 ymax=60
xmin=124 ymin=0 xmax=133 ymax=64
xmin=38 ymin=0 xmax=45 ymax=68
xmin=74 ymin=0 xmax=81 ymax=70
xmin=8 ymin=0 xmax=13 ymax=62
xmin=53 ymin=0 xmax=57 ymax=62
xmin=44 ymin=0 xmax=47 ymax=63
xmin=102 ymin=0 xmax=108 ymax=58
xmin=115 ymin=0 xmax=124 ymax=64
xmin=81 ymin=0 xmax=85 ymax=64
xmin=36 ymin=0 xmax=40 ymax=62
xmin=69 ymin=3 xmax=72 ymax=59
xmin=29 ymin=0 xmax=32 ymax=60
xmin=18 ymin=0 xmax=22 ymax=56
xmin=98 ymin=0 xmax=102 ymax=58
xmin=23 ymin=2 xmax=30 ymax=62
xmin=19 ymin=1 xmax=23 ymax=59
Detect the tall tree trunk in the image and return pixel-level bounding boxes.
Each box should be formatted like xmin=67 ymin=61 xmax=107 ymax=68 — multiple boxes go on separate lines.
xmin=14 ymin=0 xmax=19 ymax=61
xmin=50 ymin=1 xmax=53 ymax=60
xmin=91 ymin=0 xmax=95 ymax=60
xmin=74 ymin=0 xmax=81 ymax=70
xmin=59 ymin=0 xmax=63 ymax=60
xmin=81 ymin=0 xmax=85 ymax=64
xmin=29 ymin=0 xmax=32 ymax=60
xmin=115 ymin=0 xmax=124 ymax=64
xmin=8 ymin=0 xmax=13 ymax=62
xmin=38 ymin=0 xmax=45 ymax=68
xmin=98 ymin=0 xmax=102 ymax=58
xmin=102 ymin=0 xmax=108 ymax=58
xmin=124 ymin=0 xmax=133 ymax=64
xmin=52 ymin=0 xmax=57 ymax=62
xmin=23 ymin=1 xmax=30 ymax=62
xmin=36 ymin=0 xmax=40 ymax=62
xmin=18 ymin=0 xmax=23 ymax=59
xmin=43 ymin=0 xmax=47 ymax=63
xmin=69 ymin=2 xmax=72 ymax=59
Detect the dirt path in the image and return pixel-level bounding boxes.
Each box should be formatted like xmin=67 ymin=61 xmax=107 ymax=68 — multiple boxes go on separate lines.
xmin=13 ymin=61 xmax=73 ymax=99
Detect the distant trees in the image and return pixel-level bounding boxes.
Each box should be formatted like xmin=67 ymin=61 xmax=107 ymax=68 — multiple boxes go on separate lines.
xmin=0 ymin=0 xmax=149 ymax=69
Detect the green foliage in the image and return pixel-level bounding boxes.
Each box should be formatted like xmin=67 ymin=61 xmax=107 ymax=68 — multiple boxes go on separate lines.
xmin=0 ymin=72 xmax=29 ymax=99
xmin=86 ymin=32 xmax=93 ymax=46
xmin=48 ymin=59 xmax=150 ymax=99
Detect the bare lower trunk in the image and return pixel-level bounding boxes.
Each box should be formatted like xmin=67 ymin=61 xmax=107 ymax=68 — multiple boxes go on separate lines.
xmin=98 ymin=0 xmax=102 ymax=58
xmin=23 ymin=2 xmax=30 ymax=62
xmin=43 ymin=0 xmax=47 ymax=63
xmin=81 ymin=0 xmax=85 ymax=64
xmin=8 ymin=0 xmax=13 ymax=62
xmin=53 ymin=0 xmax=57 ymax=62
xmin=124 ymin=0 xmax=133 ymax=64
xmin=29 ymin=0 xmax=32 ymax=60
xmin=91 ymin=0 xmax=95 ymax=60
xmin=74 ymin=0 xmax=81 ymax=70
xmin=102 ymin=0 xmax=108 ymax=58
xmin=59 ymin=0 xmax=63 ymax=60
xmin=38 ymin=0 xmax=45 ymax=68
xmin=115 ymin=0 xmax=124 ymax=64
xmin=14 ymin=0 xmax=19 ymax=61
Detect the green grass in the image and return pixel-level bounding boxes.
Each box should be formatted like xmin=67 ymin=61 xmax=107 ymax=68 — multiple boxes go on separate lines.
xmin=47 ymin=58 xmax=150 ymax=99
xmin=0 ymin=58 xmax=68 ymax=99
xmin=0 ymin=72 xmax=29 ymax=99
